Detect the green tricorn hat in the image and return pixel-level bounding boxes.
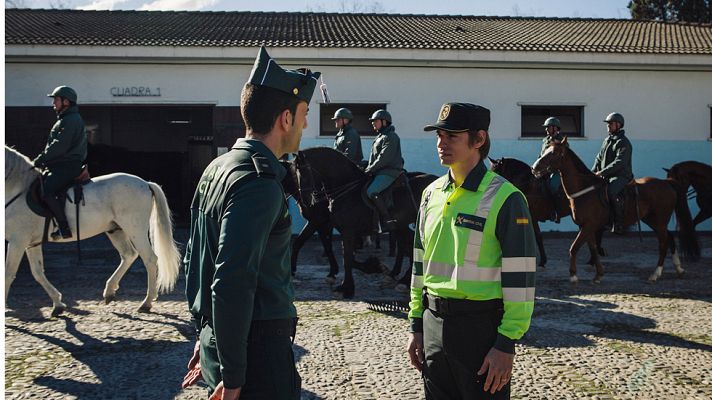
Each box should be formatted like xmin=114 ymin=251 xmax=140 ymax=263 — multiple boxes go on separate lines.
xmin=247 ymin=47 xmax=321 ymax=103
xmin=423 ymin=102 xmax=490 ymax=133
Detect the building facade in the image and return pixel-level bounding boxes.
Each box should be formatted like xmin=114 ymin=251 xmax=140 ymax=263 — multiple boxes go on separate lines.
xmin=6 ymin=9 xmax=712 ymax=230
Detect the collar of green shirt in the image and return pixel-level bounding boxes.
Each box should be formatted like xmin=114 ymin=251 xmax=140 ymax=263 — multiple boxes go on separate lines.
xmin=437 ymin=159 xmax=487 ymax=192
xmin=232 ymin=137 xmax=287 ymax=181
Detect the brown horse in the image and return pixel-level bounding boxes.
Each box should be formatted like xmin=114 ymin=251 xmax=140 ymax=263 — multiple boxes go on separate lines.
xmin=489 ymin=157 xmax=573 ymax=267
xmin=665 ymin=160 xmax=712 ymax=237
xmin=532 ymin=137 xmax=698 ymax=283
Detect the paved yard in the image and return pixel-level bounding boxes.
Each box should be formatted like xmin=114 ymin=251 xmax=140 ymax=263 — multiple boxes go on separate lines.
xmin=5 ymin=231 xmax=712 ymax=399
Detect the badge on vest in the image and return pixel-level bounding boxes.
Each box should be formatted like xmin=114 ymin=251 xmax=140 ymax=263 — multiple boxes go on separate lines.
xmin=454 ymin=213 xmax=485 ymax=231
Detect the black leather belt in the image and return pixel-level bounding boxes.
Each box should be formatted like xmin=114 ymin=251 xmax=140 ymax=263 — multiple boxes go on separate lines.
xmin=426 ymin=294 xmax=502 ymax=316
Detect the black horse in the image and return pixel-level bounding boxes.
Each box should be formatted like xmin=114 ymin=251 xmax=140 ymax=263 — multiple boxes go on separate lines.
xmin=291 ymin=147 xmax=436 ymax=298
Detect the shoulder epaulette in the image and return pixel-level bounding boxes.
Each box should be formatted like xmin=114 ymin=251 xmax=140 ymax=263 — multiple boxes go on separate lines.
xmin=251 ymin=152 xmax=276 ymax=179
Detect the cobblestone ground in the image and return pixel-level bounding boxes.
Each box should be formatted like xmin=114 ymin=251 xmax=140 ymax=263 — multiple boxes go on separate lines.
xmin=5 ymin=231 xmax=712 ymax=399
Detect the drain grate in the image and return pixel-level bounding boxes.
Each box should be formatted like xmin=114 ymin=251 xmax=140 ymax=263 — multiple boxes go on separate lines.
xmin=365 ymin=299 xmax=410 ymax=314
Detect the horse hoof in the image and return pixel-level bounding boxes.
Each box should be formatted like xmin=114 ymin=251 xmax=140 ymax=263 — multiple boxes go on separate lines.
xmin=325 ymin=276 xmax=337 ymax=284
xmin=593 ymin=278 xmax=602 ymax=284
xmin=677 ymin=270 xmax=686 ymax=278
xmin=137 ymin=305 xmax=152 ymax=313
xmin=51 ymin=304 xmax=66 ymax=317
xmin=569 ymin=276 xmax=579 ymax=284
xmin=104 ymin=295 xmax=116 ymax=304
xmin=394 ymin=283 xmax=409 ymax=293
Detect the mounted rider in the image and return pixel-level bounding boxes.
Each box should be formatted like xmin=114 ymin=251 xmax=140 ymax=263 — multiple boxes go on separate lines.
xmin=33 ymin=85 xmax=87 ymax=240
xmin=539 ymin=117 xmax=568 ymax=223
xmin=332 ymin=107 xmax=364 ymax=165
xmin=592 ymin=112 xmax=633 ymax=234
xmin=365 ymin=109 xmax=404 ymax=231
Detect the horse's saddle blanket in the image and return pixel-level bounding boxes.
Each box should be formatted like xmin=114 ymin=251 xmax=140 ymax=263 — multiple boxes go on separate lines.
xmin=26 ymin=167 xmax=92 ymax=218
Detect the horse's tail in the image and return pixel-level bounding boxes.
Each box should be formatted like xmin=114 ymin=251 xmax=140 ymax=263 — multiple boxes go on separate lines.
xmin=670 ymin=179 xmax=700 ymax=261
xmin=148 ymin=182 xmax=181 ymax=293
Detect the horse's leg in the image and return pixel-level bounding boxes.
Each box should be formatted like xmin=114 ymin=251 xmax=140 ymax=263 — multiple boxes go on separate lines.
xmin=5 ymin=241 xmax=25 ymax=303
xmin=334 ymin=232 xmax=356 ymax=299
xmin=103 ymin=229 xmax=139 ymax=304
xmin=291 ymin=221 xmax=316 ymax=277
xmin=317 ymin=224 xmax=339 ymax=282
xmin=388 ymin=231 xmax=397 ymax=257
xmin=585 ymin=237 xmax=604 ymax=284
xmin=647 ymin=224 xmax=672 ymax=283
xmin=533 ymin=222 xmax=547 ymax=268
xmin=669 ymin=230 xmax=685 ymax=277
xmin=693 ymin=207 xmax=712 ymax=227
xmin=395 ymin=264 xmax=412 ymax=293
xmin=585 ymin=229 xmax=606 ymax=265
xmin=128 ymin=233 xmax=159 ymax=313
xmin=24 ymin=245 xmax=66 ymax=316
xmin=568 ymin=229 xmax=593 ymax=284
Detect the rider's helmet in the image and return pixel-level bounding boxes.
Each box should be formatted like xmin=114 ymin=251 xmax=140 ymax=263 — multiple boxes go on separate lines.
xmin=542 ymin=117 xmax=561 ymax=128
xmin=369 ymin=109 xmax=392 ymax=123
xmin=47 ymin=86 xmax=78 ymax=104
xmin=331 ymin=108 xmax=353 ymax=120
xmin=603 ymin=112 xmax=624 ymax=128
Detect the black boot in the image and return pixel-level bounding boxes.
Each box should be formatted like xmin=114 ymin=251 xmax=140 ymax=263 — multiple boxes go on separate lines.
xmin=372 ymin=195 xmax=397 ymax=232
xmin=44 ymin=195 xmax=72 ymax=240
xmin=611 ymin=196 xmax=625 ymax=235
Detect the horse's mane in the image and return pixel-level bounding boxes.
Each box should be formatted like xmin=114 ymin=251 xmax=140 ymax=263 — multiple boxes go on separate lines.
xmin=497 ymin=158 xmax=531 ymax=175
xmin=670 ymin=160 xmax=712 ymax=193
xmin=561 ymin=144 xmax=596 ymax=177
xmin=299 ymin=147 xmax=364 ymax=177
xmin=4 ymin=146 xmax=37 ymax=187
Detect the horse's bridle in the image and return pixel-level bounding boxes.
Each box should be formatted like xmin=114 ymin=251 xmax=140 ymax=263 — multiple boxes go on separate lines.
xmin=535 ymin=147 xmax=604 ymax=201
xmin=294 ymin=152 xmax=364 ymax=207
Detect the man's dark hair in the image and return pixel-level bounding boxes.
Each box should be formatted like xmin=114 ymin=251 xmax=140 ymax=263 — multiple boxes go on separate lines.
xmin=241 ymin=83 xmax=301 ymax=135
xmin=468 ymin=130 xmax=490 ymax=159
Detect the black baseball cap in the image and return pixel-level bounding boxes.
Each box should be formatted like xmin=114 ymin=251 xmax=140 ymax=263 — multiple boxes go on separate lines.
xmin=423 ymin=102 xmax=491 ymax=133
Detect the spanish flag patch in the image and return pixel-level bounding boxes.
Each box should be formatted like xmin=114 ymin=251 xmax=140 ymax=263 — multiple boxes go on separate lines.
xmin=516 ymin=217 xmax=529 ymax=225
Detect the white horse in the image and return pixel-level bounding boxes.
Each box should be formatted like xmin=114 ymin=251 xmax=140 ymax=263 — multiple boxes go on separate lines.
xmin=5 ymin=146 xmax=181 ymax=316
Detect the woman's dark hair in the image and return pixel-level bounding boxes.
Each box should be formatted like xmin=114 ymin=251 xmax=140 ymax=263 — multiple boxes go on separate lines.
xmin=241 ymin=83 xmax=301 ymax=135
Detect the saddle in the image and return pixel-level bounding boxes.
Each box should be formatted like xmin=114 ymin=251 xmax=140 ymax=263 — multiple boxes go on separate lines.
xmin=363 ymin=171 xmax=412 ymax=210
xmin=27 ymin=165 xmax=92 ymax=241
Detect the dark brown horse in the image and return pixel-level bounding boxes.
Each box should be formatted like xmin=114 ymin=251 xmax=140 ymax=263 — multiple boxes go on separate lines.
xmin=489 ymin=157 xmax=572 ymax=267
xmin=291 ymin=147 xmax=437 ymax=298
xmin=665 ymin=161 xmax=712 ymax=243
xmin=532 ymin=137 xmax=698 ymax=283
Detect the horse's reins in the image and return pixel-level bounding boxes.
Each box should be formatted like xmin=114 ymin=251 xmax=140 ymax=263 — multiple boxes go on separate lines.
xmin=296 ymin=155 xmax=363 ymax=206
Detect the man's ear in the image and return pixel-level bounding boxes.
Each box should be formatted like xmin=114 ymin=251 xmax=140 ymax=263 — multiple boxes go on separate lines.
xmin=473 ymin=130 xmax=487 ymax=149
xmin=278 ymin=108 xmax=293 ymax=131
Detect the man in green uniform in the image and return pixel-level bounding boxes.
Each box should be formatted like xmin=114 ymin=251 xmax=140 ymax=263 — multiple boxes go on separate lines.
xmin=407 ymin=103 xmax=536 ymax=399
xmin=332 ymin=107 xmax=363 ymax=164
xmin=592 ymin=112 xmax=633 ymax=234
xmin=183 ymin=47 xmax=320 ymax=400
xmin=539 ymin=117 xmax=567 ymax=223
xmin=365 ymin=109 xmax=404 ymax=231
xmin=33 ymin=85 xmax=87 ymax=239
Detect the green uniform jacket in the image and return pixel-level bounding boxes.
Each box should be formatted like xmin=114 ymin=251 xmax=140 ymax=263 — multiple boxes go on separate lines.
xmin=364 ymin=124 xmax=404 ymax=177
xmin=409 ymin=161 xmax=537 ymax=354
xmin=33 ymin=106 xmax=87 ymax=168
xmin=539 ymin=132 xmax=567 ymax=158
xmin=592 ymin=130 xmax=633 ymax=181
xmin=333 ymin=124 xmax=363 ymax=163
xmin=184 ymin=138 xmax=296 ymax=389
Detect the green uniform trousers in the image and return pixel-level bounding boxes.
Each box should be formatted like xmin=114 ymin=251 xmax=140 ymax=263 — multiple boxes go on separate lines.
xmin=423 ymin=307 xmax=511 ymax=400
xmin=199 ymin=323 xmax=301 ymax=399
xmin=41 ymin=162 xmax=82 ymax=198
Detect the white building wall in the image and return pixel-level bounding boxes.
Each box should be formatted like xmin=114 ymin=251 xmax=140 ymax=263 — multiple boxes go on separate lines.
xmin=7 ymin=61 xmax=712 ymax=141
